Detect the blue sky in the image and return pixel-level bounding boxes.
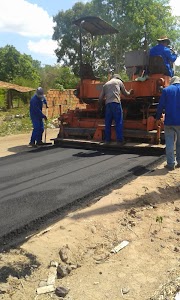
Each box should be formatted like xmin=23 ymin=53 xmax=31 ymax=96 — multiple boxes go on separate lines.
xmin=0 ymin=0 xmax=89 ymax=66
xmin=0 ymin=0 xmax=179 ymax=66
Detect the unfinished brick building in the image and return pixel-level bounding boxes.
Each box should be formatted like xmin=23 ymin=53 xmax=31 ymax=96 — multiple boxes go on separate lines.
xmin=45 ymin=89 xmax=86 ymax=118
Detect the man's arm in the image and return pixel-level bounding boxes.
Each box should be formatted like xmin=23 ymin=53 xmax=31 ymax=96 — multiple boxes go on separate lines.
xmin=31 ymin=100 xmax=47 ymax=119
xmin=43 ymin=97 xmax=49 ymax=108
xmin=165 ymin=47 xmax=178 ymax=63
xmin=120 ymin=81 xmax=134 ymax=96
xmin=98 ymin=87 xmax=105 ymax=107
xmin=156 ymin=90 xmax=166 ymax=120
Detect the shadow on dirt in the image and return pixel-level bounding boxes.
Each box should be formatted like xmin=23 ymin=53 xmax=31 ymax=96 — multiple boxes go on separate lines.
xmin=0 ymin=249 xmax=40 ymax=283
xmin=70 ymin=183 xmax=180 ymax=221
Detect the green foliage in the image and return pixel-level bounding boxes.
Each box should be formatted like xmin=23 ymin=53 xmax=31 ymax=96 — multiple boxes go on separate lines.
xmin=53 ymin=2 xmax=94 ymax=75
xmin=0 ymin=45 xmax=40 ymax=87
xmin=39 ymin=65 xmax=79 ymax=91
xmin=0 ymin=90 xmax=6 ymax=108
xmin=0 ymin=45 xmax=20 ymax=82
xmin=52 ymin=0 xmax=180 ymax=76
xmin=156 ymin=215 xmax=163 ymax=231
xmin=156 ymin=216 xmax=163 ymax=224
xmin=175 ymin=65 xmax=180 ymax=77
xmin=0 ymin=105 xmax=32 ymax=136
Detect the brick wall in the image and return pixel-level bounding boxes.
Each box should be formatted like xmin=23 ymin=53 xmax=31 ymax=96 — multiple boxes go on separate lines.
xmin=43 ymin=89 xmax=86 ymax=118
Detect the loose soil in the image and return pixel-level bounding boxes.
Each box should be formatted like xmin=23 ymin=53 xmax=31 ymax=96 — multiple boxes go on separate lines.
xmin=0 ymin=129 xmax=179 ymax=300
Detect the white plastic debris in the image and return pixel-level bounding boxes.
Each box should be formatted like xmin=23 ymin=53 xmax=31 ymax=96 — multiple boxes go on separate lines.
xmin=47 ymin=262 xmax=58 ymax=285
xmin=36 ymin=285 xmax=55 ymax=295
xmin=111 ymin=240 xmax=129 ymax=253
xmin=47 ymin=267 xmax=57 ymax=285
xmin=175 ymin=291 xmax=180 ymax=300
xmin=36 ymin=261 xmax=58 ymax=294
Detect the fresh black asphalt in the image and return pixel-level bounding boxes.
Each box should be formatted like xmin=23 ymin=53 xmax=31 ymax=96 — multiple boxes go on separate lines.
xmin=0 ymin=145 xmax=165 ymax=246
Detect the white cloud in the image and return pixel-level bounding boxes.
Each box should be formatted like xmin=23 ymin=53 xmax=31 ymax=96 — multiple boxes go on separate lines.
xmin=170 ymin=0 xmax=180 ymax=16
xmin=169 ymin=0 xmax=180 ymax=65
xmin=0 ymin=0 xmax=55 ymax=37
xmin=28 ymin=39 xmax=58 ymax=56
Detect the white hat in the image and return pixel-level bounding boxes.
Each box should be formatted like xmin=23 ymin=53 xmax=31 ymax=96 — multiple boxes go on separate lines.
xmin=170 ymin=76 xmax=180 ymax=85
xmin=157 ymin=36 xmax=170 ymax=45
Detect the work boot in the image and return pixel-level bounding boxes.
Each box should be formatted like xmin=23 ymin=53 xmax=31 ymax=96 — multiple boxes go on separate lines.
xmin=176 ymin=163 xmax=180 ymax=168
xmin=29 ymin=142 xmax=37 ymax=148
xmin=36 ymin=141 xmax=46 ymax=146
xmin=102 ymin=141 xmax=111 ymax=146
xmin=104 ymin=141 xmax=111 ymax=145
xmin=164 ymin=164 xmax=175 ymax=171
xmin=116 ymin=141 xmax=126 ymax=146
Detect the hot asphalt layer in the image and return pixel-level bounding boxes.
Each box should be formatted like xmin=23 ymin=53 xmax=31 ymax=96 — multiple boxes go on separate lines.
xmin=0 ymin=145 xmax=165 ymax=248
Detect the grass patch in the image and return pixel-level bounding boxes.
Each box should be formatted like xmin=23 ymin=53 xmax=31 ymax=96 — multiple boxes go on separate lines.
xmin=0 ymin=106 xmax=32 ymax=137
xmin=0 ymin=105 xmax=57 ymax=137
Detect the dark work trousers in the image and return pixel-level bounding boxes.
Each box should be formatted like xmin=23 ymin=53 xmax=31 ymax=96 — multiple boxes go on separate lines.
xmin=105 ymin=102 xmax=123 ymax=142
xmin=30 ymin=118 xmax=44 ymax=144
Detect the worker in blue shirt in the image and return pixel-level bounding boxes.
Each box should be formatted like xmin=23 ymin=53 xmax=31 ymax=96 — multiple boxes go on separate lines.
xmin=29 ymin=87 xmax=48 ymax=147
xmin=156 ymin=76 xmax=180 ymax=170
xmin=149 ymin=36 xmax=178 ymax=77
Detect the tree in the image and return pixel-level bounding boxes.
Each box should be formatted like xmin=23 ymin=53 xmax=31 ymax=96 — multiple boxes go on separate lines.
xmin=52 ymin=0 xmax=180 ymax=76
xmin=175 ymin=65 xmax=180 ymax=77
xmin=0 ymin=45 xmax=20 ymax=82
xmin=53 ymin=2 xmax=94 ymax=76
xmin=39 ymin=65 xmax=79 ymax=92
xmin=0 ymin=45 xmax=41 ymax=108
xmin=0 ymin=45 xmax=40 ymax=87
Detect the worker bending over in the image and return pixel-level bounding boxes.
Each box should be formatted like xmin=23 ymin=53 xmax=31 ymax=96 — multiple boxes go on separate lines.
xmin=99 ymin=74 xmax=133 ymax=145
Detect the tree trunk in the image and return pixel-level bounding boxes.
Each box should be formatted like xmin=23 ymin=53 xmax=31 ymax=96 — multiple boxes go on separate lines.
xmin=6 ymin=90 xmax=13 ymax=109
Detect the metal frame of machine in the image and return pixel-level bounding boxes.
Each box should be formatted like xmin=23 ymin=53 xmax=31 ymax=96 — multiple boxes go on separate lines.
xmin=54 ymin=16 xmax=170 ymax=148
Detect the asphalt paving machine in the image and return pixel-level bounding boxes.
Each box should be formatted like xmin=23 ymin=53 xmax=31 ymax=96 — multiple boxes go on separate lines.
xmin=55 ymin=16 xmax=171 ymax=148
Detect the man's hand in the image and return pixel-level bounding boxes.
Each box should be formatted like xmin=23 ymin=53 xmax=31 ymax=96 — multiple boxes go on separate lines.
xmin=156 ymin=119 xmax=161 ymax=127
xmin=98 ymin=105 xmax=102 ymax=114
xmin=170 ymin=48 xmax=177 ymax=55
xmin=129 ymin=89 xmax=134 ymax=95
xmin=98 ymin=99 xmax=103 ymax=113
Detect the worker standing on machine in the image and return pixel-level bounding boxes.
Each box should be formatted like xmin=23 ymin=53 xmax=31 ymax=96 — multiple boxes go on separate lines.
xmin=156 ymin=76 xmax=180 ymax=170
xmin=149 ymin=36 xmax=178 ymax=77
xmin=98 ymin=74 xmax=133 ymax=145
xmin=29 ymin=87 xmax=48 ymax=147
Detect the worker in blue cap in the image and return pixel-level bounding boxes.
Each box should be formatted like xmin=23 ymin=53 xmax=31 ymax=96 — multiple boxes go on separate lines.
xmin=29 ymin=87 xmax=48 ymax=147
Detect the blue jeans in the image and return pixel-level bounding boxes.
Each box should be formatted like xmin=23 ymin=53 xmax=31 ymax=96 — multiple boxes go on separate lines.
xmin=30 ymin=118 xmax=44 ymax=144
xmin=164 ymin=125 xmax=180 ymax=166
xmin=105 ymin=102 xmax=123 ymax=142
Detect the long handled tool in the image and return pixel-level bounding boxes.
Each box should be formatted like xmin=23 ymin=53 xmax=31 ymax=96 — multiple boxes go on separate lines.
xmin=44 ymin=120 xmax=47 ymax=143
xmin=42 ymin=106 xmax=52 ymax=146
xmin=44 ymin=106 xmax=48 ymax=143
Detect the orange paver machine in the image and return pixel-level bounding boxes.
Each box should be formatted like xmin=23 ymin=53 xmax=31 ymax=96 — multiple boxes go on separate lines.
xmin=56 ymin=16 xmax=170 ymax=146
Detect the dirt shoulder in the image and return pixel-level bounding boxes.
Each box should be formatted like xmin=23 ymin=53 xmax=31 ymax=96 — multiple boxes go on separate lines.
xmin=0 ymin=128 xmax=59 ymax=157
xmin=0 ymin=131 xmax=179 ymax=300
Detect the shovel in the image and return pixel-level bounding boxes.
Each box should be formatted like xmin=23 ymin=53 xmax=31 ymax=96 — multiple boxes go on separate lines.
xmin=42 ymin=108 xmax=52 ymax=145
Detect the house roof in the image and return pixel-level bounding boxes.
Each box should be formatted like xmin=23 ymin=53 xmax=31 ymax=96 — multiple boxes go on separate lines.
xmin=0 ymin=81 xmax=35 ymax=93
